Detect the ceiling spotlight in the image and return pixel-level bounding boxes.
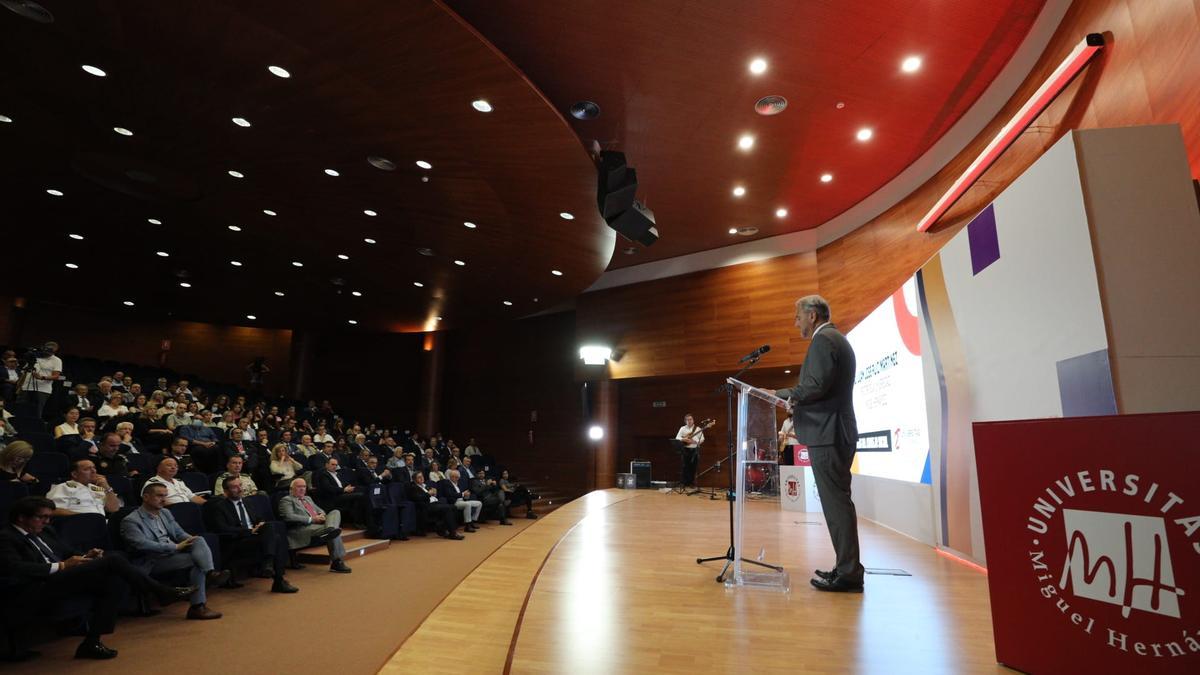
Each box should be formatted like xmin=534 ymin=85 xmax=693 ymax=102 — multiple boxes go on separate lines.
xmin=363 ymin=209 xmax=377 ymax=217
xmin=123 ymin=300 xmax=135 ymax=307
xmin=559 ymin=212 xmax=574 ymax=220
xmin=347 ymin=319 xmax=358 ymax=325
xmin=230 ymin=260 xmax=243 ymax=267
xmin=232 ymin=117 xmax=251 ymax=128
xmin=291 ymin=261 xmax=303 ymax=267
xmin=179 ymin=282 xmax=191 ymax=288
xmin=274 ymin=291 xmax=285 ymax=297
xmin=775 ymin=208 xmax=788 ymax=218
xmin=728 ymin=227 xmax=738 ymax=235
xmin=856 ymin=128 xmax=873 ymax=142
xmin=263 ymin=209 xmax=276 ymax=216
xmin=246 ymin=314 xmax=257 ymax=320
xmin=227 ymin=170 xmax=244 ymax=178
xmin=436 ymin=316 xmax=443 ymax=322
xmin=351 ymin=291 xmax=362 ymax=297
xmin=113 ymin=126 xmax=133 ymax=136
xmin=453 ymin=259 xmax=465 ymax=266
xmin=147 ymin=218 xmax=162 ymax=225
xmin=463 ymin=221 xmax=476 ymax=229
xmin=503 ymin=301 xmax=513 ymax=306
xmin=268 ymin=65 xmax=291 ymax=78
xmin=737 ymin=134 xmax=755 ymax=151
xmin=820 ymin=173 xmax=834 ymax=183
xmin=324 ymin=168 xmax=339 ymax=177
xmin=155 ymin=251 xmax=169 ymax=257
xmin=228 ymin=225 xmax=242 ymax=232
xmin=732 ymin=186 xmax=746 ymax=197
xmin=415 ymin=160 xmax=432 ymax=169
xmin=413 ymin=282 xmax=424 ymax=288
xmin=784 ymin=369 xmax=791 ymax=374
xmin=551 ymin=269 xmax=563 ymax=276
xmin=64 ymin=263 xmax=79 ymax=269
xmin=749 ymin=57 xmax=767 ymax=75
xmin=901 ymin=56 xmax=923 ymax=73
xmin=364 ymin=238 xmax=376 ymax=244
xmin=68 ymin=233 xmax=84 ymax=240
xmin=46 ymin=188 xmax=64 ymax=196
xmin=0 ymin=114 xmax=12 ymax=123
xmin=472 ymin=99 xmax=493 ymax=113
xmin=337 ymin=254 xmax=349 ymax=260
xmin=81 ymin=64 xmax=106 ymax=77
xmin=420 ymin=176 xmax=430 ymax=183
xmin=367 ymin=156 xmax=396 ymax=171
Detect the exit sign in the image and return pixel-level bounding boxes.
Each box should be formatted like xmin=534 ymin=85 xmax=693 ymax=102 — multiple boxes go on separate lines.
xmin=652 ymin=401 xmax=667 ymax=408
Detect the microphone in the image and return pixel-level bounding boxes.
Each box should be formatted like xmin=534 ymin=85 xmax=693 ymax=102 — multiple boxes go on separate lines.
xmin=739 ymin=344 xmax=770 ymax=363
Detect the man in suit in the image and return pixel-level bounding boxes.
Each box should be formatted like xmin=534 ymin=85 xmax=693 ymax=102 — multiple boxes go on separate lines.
xmin=406 ymin=472 xmax=462 ymax=539
xmin=202 ymin=477 xmax=298 ymax=593
xmin=66 ymin=383 xmax=97 ymax=416
xmin=277 ymin=478 xmax=351 ymax=573
xmin=357 ymin=456 xmax=392 ymax=485
xmin=0 ymin=496 xmax=195 ymax=661
xmin=438 ymin=469 xmax=482 ymax=533
xmin=120 ymin=482 xmax=228 ymax=619
xmin=312 ymin=456 xmax=376 ymax=534
xmin=470 ymin=470 xmax=512 ymax=525
xmin=771 ymin=295 xmax=864 ymax=593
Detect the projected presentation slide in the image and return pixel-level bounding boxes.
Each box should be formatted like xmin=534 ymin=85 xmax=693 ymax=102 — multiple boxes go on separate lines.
xmin=845 ymin=277 xmax=930 ymax=483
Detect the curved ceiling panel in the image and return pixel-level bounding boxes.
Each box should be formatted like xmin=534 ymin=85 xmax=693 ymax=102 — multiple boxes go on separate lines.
xmin=0 ymin=0 xmax=615 ymax=331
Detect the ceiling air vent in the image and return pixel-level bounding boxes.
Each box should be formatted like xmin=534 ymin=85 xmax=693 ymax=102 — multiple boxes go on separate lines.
xmin=754 ymin=95 xmax=788 ymax=116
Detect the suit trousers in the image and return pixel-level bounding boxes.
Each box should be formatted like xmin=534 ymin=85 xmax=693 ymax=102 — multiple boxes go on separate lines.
xmin=149 ymin=537 xmax=215 ymax=605
xmin=680 ymin=447 xmax=699 ymax=486
xmin=15 ymin=556 xmax=141 ymax=638
xmin=228 ymin=522 xmax=288 ymax=577
xmin=808 ymin=443 xmax=865 ymax=583
xmin=453 ymin=499 xmax=482 ymax=523
xmin=298 ymin=510 xmax=345 ymax=560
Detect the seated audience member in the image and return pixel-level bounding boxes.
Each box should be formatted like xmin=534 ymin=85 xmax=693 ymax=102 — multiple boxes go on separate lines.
xmin=427 ymin=460 xmax=445 ymax=483
xmin=121 ymin=382 xmax=142 ymax=406
xmin=133 ymin=403 xmax=171 ymax=444
xmin=173 ymin=380 xmax=194 ymax=401
xmin=144 ymin=457 xmax=205 ymax=505
xmin=0 ymin=416 xmax=15 ymax=443
xmin=470 ymin=470 xmax=512 ymax=525
xmin=349 ymin=447 xmax=373 ymax=472
xmin=96 ymin=393 xmax=129 ymax=421
xmin=94 ymin=432 xmax=136 ymax=478
xmin=91 ymin=380 xmax=114 ymax=411
xmin=312 ymin=457 xmax=375 ymax=534
xmin=277 ymin=429 xmax=299 ymax=456
xmin=460 ymin=455 xmax=478 ymax=481
xmin=438 ymin=469 xmax=482 ymax=533
xmin=308 ymin=441 xmax=339 ymax=472
xmin=214 ymin=455 xmax=260 ymax=496
xmin=55 ymin=406 xmax=82 ymax=438
xmin=348 ymin=433 xmax=372 ymax=457
xmin=163 ymin=436 xmax=196 ymax=473
xmin=72 ymin=417 xmax=100 ymax=457
xmin=109 ymin=372 xmax=126 ymax=392
xmin=47 ymin=458 xmax=120 ymax=518
xmin=0 ymin=496 xmax=196 ymax=661
xmin=312 ymin=423 xmax=333 ymax=445
xmin=114 ymin=421 xmax=144 ymax=455
xmin=385 ymin=447 xmax=407 ymax=472
xmin=357 ymin=456 xmax=391 ymax=485
xmin=2 ymin=357 xmax=20 ymax=403
xmin=165 ymin=401 xmax=191 ymax=431
xmin=269 ymin=443 xmax=304 ymax=489
xmin=406 ymin=472 xmax=461 ymax=539
xmin=296 ymin=433 xmax=318 ymax=458
xmin=419 ymin=448 xmax=435 ymax=473
xmin=120 ymin=483 xmax=227 ymax=620
xmin=203 ymin=477 xmax=298 ymax=594
xmin=500 ymin=470 xmax=538 ymax=519
xmin=277 ymin=478 xmax=352 ymax=573
xmin=179 ymin=411 xmax=221 ymax=453
xmin=0 ymin=440 xmax=38 ymax=484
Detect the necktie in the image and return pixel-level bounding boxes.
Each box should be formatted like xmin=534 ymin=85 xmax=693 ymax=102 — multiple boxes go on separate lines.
xmin=301 ymin=498 xmax=319 ymax=518
xmin=27 ymin=533 xmax=60 ymax=563
xmin=236 ymin=500 xmax=252 ymax=529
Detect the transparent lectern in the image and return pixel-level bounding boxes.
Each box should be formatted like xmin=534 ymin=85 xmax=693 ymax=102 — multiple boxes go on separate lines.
xmin=726 ymin=378 xmax=790 ymax=590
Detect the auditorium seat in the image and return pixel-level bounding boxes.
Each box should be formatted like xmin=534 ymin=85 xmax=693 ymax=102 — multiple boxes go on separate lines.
xmin=180 ymin=471 xmax=211 ymax=497
xmin=25 ymin=452 xmax=68 ymax=487
xmin=0 ymin=482 xmax=29 ymax=522
xmin=16 ymin=431 xmax=53 ymax=455
xmin=106 ymin=475 xmax=133 ymax=504
xmin=54 ymin=513 xmax=111 ymax=552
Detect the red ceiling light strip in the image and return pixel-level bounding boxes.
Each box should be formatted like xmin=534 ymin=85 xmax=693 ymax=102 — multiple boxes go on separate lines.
xmin=916 ymin=33 xmax=1105 ymax=232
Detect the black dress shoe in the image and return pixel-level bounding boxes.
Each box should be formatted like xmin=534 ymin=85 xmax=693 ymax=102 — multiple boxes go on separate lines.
xmin=442 ymin=532 xmax=465 ymax=540
xmin=814 ymin=568 xmax=836 ymax=582
xmin=330 ymin=560 xmax=352 ymax=573
xmin=74 ymin=640 xmax=118 ymax=660
xmin=526 ymin=512 xmax=538 ymax=519
xmin=271 ymin=578 xmax=299 ymax=593
xmin=500 ymin=519 xmax=513 ymax=526
xmin=810 ymin=575 xmax=864 ymax=593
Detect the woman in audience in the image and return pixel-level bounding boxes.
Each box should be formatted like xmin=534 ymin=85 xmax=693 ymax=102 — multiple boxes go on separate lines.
xmin=97 ymin=392 xmax=129 ymax=420
xmin=500 ymin=469 xmax=537 ymax=519
xmin=0 ymin=440 xmax=38 ymax=484
xmin=269 ymin=443 xmax=304 ymax=489
xmin=334 ymin=437 xmax=350 ymax=456
xmin=55 ymin=406 xmax=82 ymax=438
xmin=133 ymin=403 xmax=171 ymax=444
xmin=427 ymin=460 xmax=445 ymax=483
xmin=217 ymin=410 xmax=236 ymax=431
xmin=312 ymin=422 xmax=332 ymax=444
xmin=128 ymin=393 xmax=147 ymax=414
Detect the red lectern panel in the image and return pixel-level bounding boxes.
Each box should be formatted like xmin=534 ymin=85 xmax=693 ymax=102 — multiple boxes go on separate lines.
xmin=974 ymin=412 xmax=1200 ymax=674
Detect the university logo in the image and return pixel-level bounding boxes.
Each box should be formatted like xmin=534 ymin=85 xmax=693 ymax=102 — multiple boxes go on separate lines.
xmin=784 ymin=476 xmax=800 ymax=502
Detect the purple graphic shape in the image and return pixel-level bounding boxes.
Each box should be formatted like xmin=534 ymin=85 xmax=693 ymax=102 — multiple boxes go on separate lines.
xmin=967 ymin=204 xmax=1000 ymax=276
xmin=1056 ymin=349 xmax=1118 ymax=417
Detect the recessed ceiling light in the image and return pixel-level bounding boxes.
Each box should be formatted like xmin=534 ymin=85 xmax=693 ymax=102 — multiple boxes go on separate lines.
xmin=228 ymin=225 xmax=242 ymax=232
xmin=551 ymin=269 xmax=563 ymax=276
xmin=324 ymin=168 xmax=339 ymax=177
xmin=179 ymin=282 xmax=191 ymax=288
xmin=64 ymin=263 xmax=79 ymax=269
xmin=268 ymin=65 xmax=291 ymax=78
xmin=0 ymin=114 xmax=12 ymax=123
xmin=775 ymin=208 xmax=788 ymax=218
xmin=123 ymin=300 xmax=135 ymax=307
xmin=155 ymin=251 xmax=169 ymax=257
xmin=463 ymin=221 xmax=476 ymax=229
xmin=363 ymin=209 xmax=377 ymax=217
xmin=347 ymin=319 xmax=358 ymax=325
xmin=147 ymin=218 xmax=162 ymax=225
xmin=749 ymin=58 xmax=767 ymax=75
xmin=351 ymin=291 xmax=362 ymax=297
xmin=413 ymin=282 xmax=424 ymax=288
xmin=68 ymin=233 xmax=84 ymax=240
xmin=364 ymin=238 xmax=377 ymax=244
xmin=291 ymin=261 xmax=303 ymax=267
xmin=732 ymin=186 xmax=746 ymax=197
xmin=246 ymin=314 xmax=257 ymax=320
xmin=502 ymin=301 xmax=513 ymax=306
xmin=415 ymin=160 xmax=432 ymax=169
xmin=737 ymin=134 xmax=755 ymax=151
xmin=856 ymin=128 xmax=873 ymax=142
xmin=420 ymin=176 xmax=430 ymax=183
xmin=227 ymin=170 xmax=244 ymax=178
xmin=559 ymin=212 xmax=574 ymax=220
xmin=901 ymin=56 xmax=923 ymax=73
xmin=728 ymin=227 xmax=738 ymax=235
xmin=113 ymin=127 xmax=133 ymax=136
xmin=472 ymin=99 xmax=493 ymax=113
xmin=367 ymin=156 xmax=396 ymax=171
xmin=820 ymin=173 xmax=833 ymax=183
xmin=46 ymin=188 xmax=63 ymax=196
xmin=81 ymin=64 xmax=106 ymax=77
xmin=230 ymin=260 xmax=243 ymax=267
xmin=337 ymin=254 xmax=349 ymax=260
xmin=232 ymin=117 xmax=251 ymax=128
xmin=453 ymin=259 xmax=465 ymax=266
xmin=274 ymin=291 xmax=285 ymax=297
xmin=784 ymin=369 xmax=791 ymax=374
xmin=263 ymin=209 xmax=276 ymax=216
xmin=436 ymin=316 xmax=443 ymax=321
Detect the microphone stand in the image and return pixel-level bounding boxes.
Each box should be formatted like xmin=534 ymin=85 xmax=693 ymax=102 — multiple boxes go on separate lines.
xmin=695 ymin=354 xmax=784 ymax=582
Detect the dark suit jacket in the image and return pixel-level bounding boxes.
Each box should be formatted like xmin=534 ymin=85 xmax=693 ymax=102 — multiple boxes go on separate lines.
xmin=312 ymin=469 xmax=348 ymax=510
xmin=66 ymin=394 xmax=96 ymax=413
xmin=777 ymin=324 xmax=858 ymax=448
xmin=0 ymin=525 xmax=79 ymax=587
xmin=203 ymin=497 xmax=265 ymax=538
xmin=435 ymin=478 xmax=465 ymax=505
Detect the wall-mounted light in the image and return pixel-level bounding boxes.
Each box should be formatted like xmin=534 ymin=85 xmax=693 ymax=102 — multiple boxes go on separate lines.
xmin=579 ymin=345 xmax=613 ymax=365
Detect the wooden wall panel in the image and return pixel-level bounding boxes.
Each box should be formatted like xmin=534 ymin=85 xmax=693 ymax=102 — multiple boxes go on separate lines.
xmin=305 ymin=330 xmax=425 ymax=429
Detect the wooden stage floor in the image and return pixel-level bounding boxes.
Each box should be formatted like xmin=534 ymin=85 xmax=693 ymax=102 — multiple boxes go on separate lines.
xmin=382 ymin=489 xmax=1009 ymax=674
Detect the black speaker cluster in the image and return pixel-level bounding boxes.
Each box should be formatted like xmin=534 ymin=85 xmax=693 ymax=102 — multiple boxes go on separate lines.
xmin=596 ymin=151 xmax=658 ymax=246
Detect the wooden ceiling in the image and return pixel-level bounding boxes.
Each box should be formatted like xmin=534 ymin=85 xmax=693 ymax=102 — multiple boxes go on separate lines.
xmin=0 ymin=0 xmax=614 ymax=332
xmin=445 ymin=0 xmax=1046 ymax=268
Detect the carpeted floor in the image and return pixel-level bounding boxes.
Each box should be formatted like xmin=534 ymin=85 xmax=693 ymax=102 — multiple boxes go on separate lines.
xmin=12 ymin=518 xmax=537 ymax=674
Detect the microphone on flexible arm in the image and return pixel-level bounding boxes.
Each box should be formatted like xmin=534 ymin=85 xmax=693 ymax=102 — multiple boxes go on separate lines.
xmin=739 ymin=344 xmax=771 ymax=363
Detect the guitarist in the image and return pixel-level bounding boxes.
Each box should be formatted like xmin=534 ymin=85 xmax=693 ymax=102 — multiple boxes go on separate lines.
xmin=674 ymin=413 xmax=706 ymax=487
